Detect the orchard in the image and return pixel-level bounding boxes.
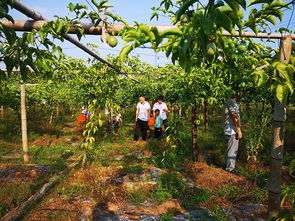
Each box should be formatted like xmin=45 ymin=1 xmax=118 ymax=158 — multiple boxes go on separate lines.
xmin=0 ymin=0 xmax=295 ymax=220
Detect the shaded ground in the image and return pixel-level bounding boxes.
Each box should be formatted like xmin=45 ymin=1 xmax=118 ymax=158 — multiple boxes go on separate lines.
xmin=0 ymin=120 xmax=82 ymax=218
xmin=1 ymin=108 xmax=294 ymax=220
xmin=23 ymin=137 xmax=273 ymax=221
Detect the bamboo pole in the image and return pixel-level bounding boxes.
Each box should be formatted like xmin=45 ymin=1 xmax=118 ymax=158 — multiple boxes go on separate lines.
xmin=1 ymin=19 xmax=295 ymax=39
xmin=20 ymin=84 xmax=29 ymax=163
xmin=268 ymin=35 xmax=293 ymax=217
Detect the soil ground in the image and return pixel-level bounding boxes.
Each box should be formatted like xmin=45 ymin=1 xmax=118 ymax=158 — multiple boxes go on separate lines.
xmin=0 ymin=108 xmax=294 ymax=220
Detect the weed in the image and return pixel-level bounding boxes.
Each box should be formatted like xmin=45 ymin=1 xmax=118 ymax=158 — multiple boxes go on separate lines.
xmin=127 ymin=188 xmax=147 ymax=205
xmin=159 ymin=172 xmax=188 ymax=198
xmin=160 ymin=213 xmax=173 ymax=221
xmin=124 ymin=166 xmax=144 ymax=174
xmin=183 ymin=187 xmax=211 ymax=203
xmin=208 ymin=206 xmax=228 ymax=221
xmin=122 ymin=147 xmax=131 ymax=155
xmin=58 ymin=183 xmax=94 ymax=199
xmin=0 ymin=183 xmax=40 ymax=217
xmin=46 ymin=212 xmax=69 ymax=221
xmin=215 ymin=185 xmax=266 ymax=203
xmin=236 ymin=166 xmax=268 ymax=188
xmin=151 ymin=186 xmax=172 ymax=204
xmin=215 ymin=186 xmax=241 ymax=202
xmin=247 ymin=187 xmax=267 ymax=203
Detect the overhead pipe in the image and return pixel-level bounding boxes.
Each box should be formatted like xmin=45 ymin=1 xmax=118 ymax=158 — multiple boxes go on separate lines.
xmin=1 ymin=18 xmax=295 ymax=40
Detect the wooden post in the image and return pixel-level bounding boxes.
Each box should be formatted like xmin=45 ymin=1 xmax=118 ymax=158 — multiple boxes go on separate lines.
xmin=268 ymin=35 xmax=292 ymax=217
xmin=20 ymin=84 xmax=30 ymax=163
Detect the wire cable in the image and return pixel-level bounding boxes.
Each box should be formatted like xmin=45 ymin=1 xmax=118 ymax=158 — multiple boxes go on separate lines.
xmin=287 ymin=2 xmax=295 ymax=29
xmin=84 ymin=0 xmax=96 ymax=12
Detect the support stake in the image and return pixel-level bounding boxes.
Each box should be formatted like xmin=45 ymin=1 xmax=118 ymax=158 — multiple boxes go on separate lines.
xmin=20 ymin=84 xmax=29 ymax=163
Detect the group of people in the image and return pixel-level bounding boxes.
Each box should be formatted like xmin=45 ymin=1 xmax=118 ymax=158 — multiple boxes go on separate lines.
xmin=133 ymin=95 xmax=169 ymax=141
xmin=133 ymin=93 xmax=243 ymax=175
xmin=77 ymin=93 xmax=242 ymax=176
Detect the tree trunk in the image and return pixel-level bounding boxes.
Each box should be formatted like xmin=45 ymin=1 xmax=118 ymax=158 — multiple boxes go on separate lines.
xmin=204 ymin=101 xmax=209 ymax=132
xmin=20 ymin=84 xmax=30 ymax=163
xmin=191 ymin=103 xmax=199 ymax=162
xmin=268 ymin=35 xmax=292 ymax=217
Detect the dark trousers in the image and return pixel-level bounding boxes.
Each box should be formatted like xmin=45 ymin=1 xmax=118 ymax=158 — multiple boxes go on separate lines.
xmin=134 ymin=119 xmax=148 ymax=141
xmin=163 ymin=119 xmax=168 ymax=129
xmin=154 ymin=127 xmax=162 ymax=139
xmin=163 ymin=119 xmax=169 ymax=134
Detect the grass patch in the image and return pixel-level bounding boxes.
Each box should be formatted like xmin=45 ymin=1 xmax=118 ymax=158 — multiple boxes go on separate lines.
xmin=46 ymin=212 xmax=70 ymax=221
xmin=160 ymin=213 xmax=173 ymax=221
xmin=127 ymin=188 xmax=148 ymax=205
xmin=30 ymin=145 xmax=74 ymax=174
xmin=208 ymin=206 xmax=228 ymax=221
xmin=57 ymin=182 xmax=94 ymax=199
xmin=236 ymin=166 xmax=268 ymax=188
xmin=151 ymin=172 xmax=210 ymax=208
xmin=0 ymin=183 xmax=42 ymax=217
xmin=151 ymin=186 xmax=172 ymax=204
xmin=124 ymin=165 xmax=144 ymax=174
xmin=215 ymin=185 xmax=267 ymax=204
xmin=159 ymin=172 xmax=188 ymax=198
xmin=216 ymin=186 xmax=241 ymax=202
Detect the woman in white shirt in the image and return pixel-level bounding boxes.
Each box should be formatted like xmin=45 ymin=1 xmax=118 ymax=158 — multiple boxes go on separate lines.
xmin=134 ymin=96 xmax=150 ymax=141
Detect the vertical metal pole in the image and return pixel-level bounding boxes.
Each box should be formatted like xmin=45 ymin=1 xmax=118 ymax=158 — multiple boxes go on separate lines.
xmin=268 ymin=35 xmax=292 ymax=217
xmin=20 ymin=84 xmax=29 ymax=163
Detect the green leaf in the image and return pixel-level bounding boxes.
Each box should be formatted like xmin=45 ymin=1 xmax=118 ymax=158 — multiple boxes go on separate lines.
xmin=216 ymin=12 xmax=233 ymax=33
xmin=253 ymin=69 xmax=268 ymax=87
xmin=223 ymin=0 xmax=240 ymax=11
xmin=234 ymin=0 xmax=247 ymax=9
xmin=150 ymin=12 xmax=159 ymax=21
xmin=175 ymin=0 xmax=198 ymax=21
xmin=91 ymin=0 xmax=108 ymax=10
xmin=119 ymin=45 xmax=133 ymax=61
xmin=68 ymin=2 xmax=75 ymax=11
xmin=265 ymin=15 xmax=276 ymax=25
xmin=200 ymin=16 xmax=214 ymax=35
xmin=248 ymin=0 xmax=271 ymax=7
xmin=276 ymin=84 xmax=289 ymax=103
xmin=160 ymin=28 xmax=182 ymax=38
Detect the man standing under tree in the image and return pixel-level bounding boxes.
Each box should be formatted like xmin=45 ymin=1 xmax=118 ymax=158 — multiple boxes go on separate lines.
xmin=134 ymin=96 xmax=150 ymax=142
xmin=223 ymin=94 xmax=242 ymax=175
xmin=153 ymin=96 xmax=169 ymax=132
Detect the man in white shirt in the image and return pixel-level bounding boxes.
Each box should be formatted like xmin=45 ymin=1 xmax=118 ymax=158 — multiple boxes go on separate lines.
xmin=134 ymin=96 xmax=151 ymax=141
xmin=153 ymin=96 xmax=169 ymax=130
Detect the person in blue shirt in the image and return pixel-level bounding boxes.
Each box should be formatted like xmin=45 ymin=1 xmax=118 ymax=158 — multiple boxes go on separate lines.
xmin=154 ymin=109 xmax=162 ymax=139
